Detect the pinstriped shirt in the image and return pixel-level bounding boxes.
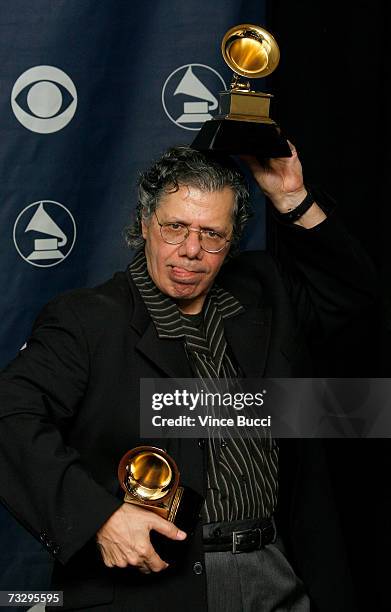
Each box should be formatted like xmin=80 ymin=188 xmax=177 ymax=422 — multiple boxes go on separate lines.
xmin=129 ymin=250 xmax=278 ymax=522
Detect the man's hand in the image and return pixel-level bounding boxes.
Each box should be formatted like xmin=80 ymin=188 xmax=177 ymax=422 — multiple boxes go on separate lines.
xmin=96 ymin=503 xmax=187 ymax=574
xmin=241 ymin=142 xmax=326 ymax=228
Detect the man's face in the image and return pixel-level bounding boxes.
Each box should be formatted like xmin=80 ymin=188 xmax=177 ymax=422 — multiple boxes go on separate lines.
xmin=141 ymin=184 xmax=235 ymax=314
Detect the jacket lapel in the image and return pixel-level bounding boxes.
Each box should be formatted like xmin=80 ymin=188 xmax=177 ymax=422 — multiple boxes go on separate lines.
xmin=136 ymin=322 xmax=193 ymax=378
xmin=128 ymin=274 xmax=193 ymax=378
xmin=127 ymin=265 xmax=272 ymax=378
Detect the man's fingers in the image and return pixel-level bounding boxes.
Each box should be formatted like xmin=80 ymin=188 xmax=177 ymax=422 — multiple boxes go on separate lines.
xmin=99 ymin=549 xmax=115 ymax=568
xmin=129 ymin=537 xmax=169 ymax=572
xmin=96 ymin=505 xmax=183 ymax=573
xmin=287 ymin=140 xmax=297 ymax=154
xmin=98 ymin=543 xmax=128 ymax=568
xmin=150 ymin=515 xmax=187 ymax=541
xmin=100 ymin=538 xmax=169 ymax=573
xmin=143 ymin=546 xmax=169 ymax=572
xmin=238 ymin=154 xmax=267 ymax=171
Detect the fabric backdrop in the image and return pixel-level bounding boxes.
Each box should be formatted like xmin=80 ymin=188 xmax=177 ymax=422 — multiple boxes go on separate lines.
xmin=0 ymin=0 xmax=267 ymax=596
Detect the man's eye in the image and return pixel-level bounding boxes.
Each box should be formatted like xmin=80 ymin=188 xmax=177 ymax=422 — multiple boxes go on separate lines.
xmin=206 ymin=230 xmax=223 ymax=240
xmin=167 ymin=223 xmax=184 ymax=231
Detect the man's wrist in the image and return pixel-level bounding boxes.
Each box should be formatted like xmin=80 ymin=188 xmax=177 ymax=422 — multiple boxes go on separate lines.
xmin=269 ymin=186 xmax=328 ymax=229
xmin=268 ymin=187 xmax=308 ymax=213
xmin=293 ymin=202 xmax=327 ymax=228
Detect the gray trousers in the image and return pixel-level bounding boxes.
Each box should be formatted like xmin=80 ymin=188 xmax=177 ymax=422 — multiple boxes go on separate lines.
xmin=51 ymin=540 xmax=310 ymax=612
xmin=204 ymin=537 xmax=310 ymax=612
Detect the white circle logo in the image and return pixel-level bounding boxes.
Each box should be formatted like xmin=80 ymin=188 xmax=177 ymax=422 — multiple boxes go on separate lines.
xmin=11 ymin=66 xmax=77 ymax=133
xmin=162 ymin=64 xmax=226 ymax=131
xmin=13 ymin=200 xmax=76 ymax=268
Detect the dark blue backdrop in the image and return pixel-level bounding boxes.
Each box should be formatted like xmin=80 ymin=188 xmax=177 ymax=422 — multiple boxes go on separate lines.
xmin=0 ymin=0 xmax=268 ymax=596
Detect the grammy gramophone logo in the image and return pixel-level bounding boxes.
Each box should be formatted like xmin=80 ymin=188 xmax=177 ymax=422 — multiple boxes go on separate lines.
xmin=162 ymin=63 xmax=226 ymax=131
xmin=13 ymin=200 xmax=76 ymax=267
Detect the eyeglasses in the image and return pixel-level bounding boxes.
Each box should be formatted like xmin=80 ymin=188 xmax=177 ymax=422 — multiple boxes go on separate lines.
xmin=154 ymin=211 xmax=231 ymax=253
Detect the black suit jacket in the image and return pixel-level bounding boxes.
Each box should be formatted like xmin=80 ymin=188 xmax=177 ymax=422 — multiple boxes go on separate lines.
xmin=0 ymin=215 xmax=375 ymax=611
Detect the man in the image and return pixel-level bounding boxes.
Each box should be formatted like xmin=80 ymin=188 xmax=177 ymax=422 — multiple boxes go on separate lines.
xmin=0 ymin=145 xmax=374 ymax=611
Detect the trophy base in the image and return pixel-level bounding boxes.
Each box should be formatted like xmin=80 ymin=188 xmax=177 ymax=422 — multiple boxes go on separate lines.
xmin=192 ymin=118 xmax=292 ymax=158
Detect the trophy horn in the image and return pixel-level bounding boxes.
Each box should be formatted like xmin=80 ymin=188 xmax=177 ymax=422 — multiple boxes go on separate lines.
xmin=118 ymin=446 xmax=179 ymax=504
xmin=221 ymin=24 xmax=280 ymax=83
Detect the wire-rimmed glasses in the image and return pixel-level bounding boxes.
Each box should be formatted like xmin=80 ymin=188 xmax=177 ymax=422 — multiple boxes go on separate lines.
xmin=154 ymin=211 xmax=230 ymax=254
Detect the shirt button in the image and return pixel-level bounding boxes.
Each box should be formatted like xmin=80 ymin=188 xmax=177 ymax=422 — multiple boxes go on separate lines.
xmin=193 ymin=561 xmax=203 ymax=575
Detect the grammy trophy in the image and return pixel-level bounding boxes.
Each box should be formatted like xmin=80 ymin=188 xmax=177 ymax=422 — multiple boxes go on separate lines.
xmin=118 ymin=446 xmax=203 ymax=536
xmin=192 ymin=23 xmax=291 ymax=158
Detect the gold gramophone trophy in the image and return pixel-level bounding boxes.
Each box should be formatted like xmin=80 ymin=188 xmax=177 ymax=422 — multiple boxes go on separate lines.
xmin=192 ymin=23 xmax=291 ymax=158
xmin=118 ymin=446 xmax=203 ymax=535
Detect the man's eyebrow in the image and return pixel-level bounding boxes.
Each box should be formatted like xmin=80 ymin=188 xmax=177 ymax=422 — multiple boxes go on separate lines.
xmin=200 ymin=225 xmax=226 ymax=234
xmin=163 ymin=216 xmax=226 ymax=233
xmin=162 ymin=216 xmax=187 ymax=224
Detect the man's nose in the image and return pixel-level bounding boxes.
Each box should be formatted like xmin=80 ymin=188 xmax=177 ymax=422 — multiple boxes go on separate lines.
xmin=178 ymin=229 xmax=203 ymax=258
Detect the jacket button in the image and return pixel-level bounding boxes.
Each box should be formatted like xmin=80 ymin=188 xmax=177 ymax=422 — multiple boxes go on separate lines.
xmin=198 ymin=440 xmax=205 ymax=448
xmin=193 ymin=561 xmax=203 ymax=575
xmin=51 ymin=544 xmax=60 ymax=556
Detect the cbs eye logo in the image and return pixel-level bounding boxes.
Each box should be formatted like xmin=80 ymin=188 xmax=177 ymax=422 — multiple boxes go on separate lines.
xmin=11 ymin=65 xmax=77 ymax=134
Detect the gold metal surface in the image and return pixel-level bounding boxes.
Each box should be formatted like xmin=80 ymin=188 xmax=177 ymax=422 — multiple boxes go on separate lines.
xmin=221 ymin=24 xmax=280 ymax=81
xmin=229 ymin=38 xmax=268 ymax=74
xmin=118 ymin=446 xmax=183 ymax=522
xmin=219 ymin=90 xmax=273 ymax=122
xmin=123 ymin=493 xmax=168 ymax=517
xmin=126 ymin=450 xmax=173 ymax=501
xmin=215 ymin=24 xmax=281 ymax=123
xmin=168 ymin=486 xmax=184 ymax=522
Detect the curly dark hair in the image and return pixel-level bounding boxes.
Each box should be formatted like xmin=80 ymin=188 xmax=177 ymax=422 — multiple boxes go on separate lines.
xmin=125 ymin=146 xmax=251 ymax=255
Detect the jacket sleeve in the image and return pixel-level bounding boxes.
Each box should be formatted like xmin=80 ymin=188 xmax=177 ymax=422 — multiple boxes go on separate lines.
xmin=0 ymin=295 xmax=122 ymax=565
xmin=271 ymin=208 xmax=378 ymax=338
